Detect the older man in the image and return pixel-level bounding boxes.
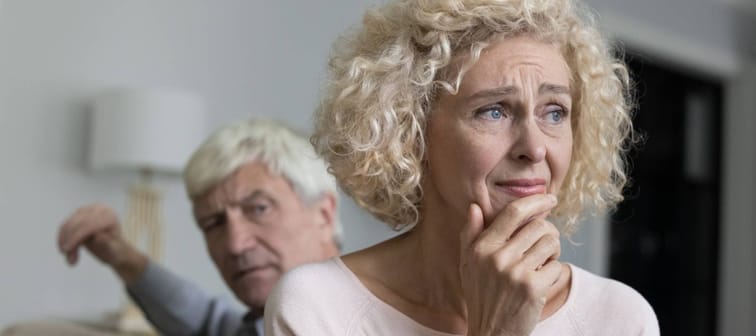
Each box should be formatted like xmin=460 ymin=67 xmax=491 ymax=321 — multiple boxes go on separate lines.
xmin=57 ymin=119 xmax=341 ymax=336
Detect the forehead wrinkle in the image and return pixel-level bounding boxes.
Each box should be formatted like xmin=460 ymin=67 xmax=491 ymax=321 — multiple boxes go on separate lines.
xmin=474 ymin=55 xmax=553 ymax=88
xmin=517 ymin=66 xmax=545 ymax=99
xmin=455 ymin=38 xmax=571 ymax=101
xmin=471 ymin=63 xmax=547 ymax=103
xmin=199 ymin=177 xmax=262 ymax=213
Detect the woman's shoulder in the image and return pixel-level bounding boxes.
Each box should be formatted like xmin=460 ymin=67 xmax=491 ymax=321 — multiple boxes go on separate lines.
xmin=267 ymin=257 xmax=373 ymax=308
xmin=264 ymin=257 xmax=375 ymax=335
xmin=565 ymin=264 xmax=659 ymax=335
xmin=570 ymin=265 xmax=653 ymax=311
xmin=277 ymin=257 xmax=348 ymax=286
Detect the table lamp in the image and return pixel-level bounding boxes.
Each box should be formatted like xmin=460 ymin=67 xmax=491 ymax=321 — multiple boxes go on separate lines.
xmin=89 ymin=88 xmax=206 ymax=334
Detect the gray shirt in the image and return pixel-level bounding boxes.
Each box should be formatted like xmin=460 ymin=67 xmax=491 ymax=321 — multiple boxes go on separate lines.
xmin=127 ymin=261 xmax=261 ymax=336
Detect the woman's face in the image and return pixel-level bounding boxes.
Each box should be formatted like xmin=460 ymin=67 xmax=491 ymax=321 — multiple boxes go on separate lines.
xmin=425 ymin=36 xmax=573 ymax=223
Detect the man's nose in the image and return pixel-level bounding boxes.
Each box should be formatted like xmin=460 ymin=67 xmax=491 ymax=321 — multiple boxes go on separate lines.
xmin=225 ymin=209 xmax=258 ymax=255
xmin=508 ymin=119 xmax=547 ymax=163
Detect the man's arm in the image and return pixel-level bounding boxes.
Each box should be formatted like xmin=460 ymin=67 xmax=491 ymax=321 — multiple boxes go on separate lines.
xmin=127 ymin=260 xmax=244 ymax=336
xmin=58 ymin=203 xmax=148 ymax=285
xmin=58 ymin=204 xmax=244 ymax=336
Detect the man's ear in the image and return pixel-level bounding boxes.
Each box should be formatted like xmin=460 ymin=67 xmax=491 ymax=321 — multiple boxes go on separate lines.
xmin=315 ymin=192 xmax=337 ymax=231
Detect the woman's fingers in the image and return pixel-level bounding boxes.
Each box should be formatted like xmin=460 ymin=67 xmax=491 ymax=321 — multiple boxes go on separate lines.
xmin=459 ymin=196 xmax=566 ymax=336
xmin=474 ymin=194 xmax=557 ymax=254
xmin=460 ymin=203 xmax=485 ymax=252
xmin=539 ymin=260 xmax=568 ymax=302
xmin=534 ymin=259 xmax=563 ymax=290
xmin=520 ymin=231 xmax=561 ymax=270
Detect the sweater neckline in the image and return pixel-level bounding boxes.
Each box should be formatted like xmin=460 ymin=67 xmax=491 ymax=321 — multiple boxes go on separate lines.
xmin=331 ymin=257 xmax=578 ymax=335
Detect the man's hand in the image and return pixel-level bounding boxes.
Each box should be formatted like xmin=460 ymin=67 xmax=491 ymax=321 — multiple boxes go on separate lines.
xmin=57 ymin=203 xmax=148 ymax=285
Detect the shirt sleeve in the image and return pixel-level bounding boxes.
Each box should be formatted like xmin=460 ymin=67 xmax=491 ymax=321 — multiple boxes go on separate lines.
xmin=127 ymin=260 xmax=244 ymax=336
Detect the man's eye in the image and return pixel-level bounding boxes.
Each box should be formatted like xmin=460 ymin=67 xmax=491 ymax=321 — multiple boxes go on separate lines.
xmin=242 ymin=203 xmax=270 ymax=217
xmin=200 ymin=217 xmax=223 ymax=232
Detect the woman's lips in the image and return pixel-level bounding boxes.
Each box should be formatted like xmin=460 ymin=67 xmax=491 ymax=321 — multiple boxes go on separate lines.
xmin=495 ymin=179 xmax=547 ymax=197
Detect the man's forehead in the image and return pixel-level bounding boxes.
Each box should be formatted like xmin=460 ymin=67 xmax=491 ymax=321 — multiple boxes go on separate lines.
xmin=192 ymin=161 xmax=296 ymax=212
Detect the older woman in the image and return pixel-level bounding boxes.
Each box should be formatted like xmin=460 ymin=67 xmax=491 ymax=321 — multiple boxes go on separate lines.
xmin=265 ymin=0 xmax=658 ymax=335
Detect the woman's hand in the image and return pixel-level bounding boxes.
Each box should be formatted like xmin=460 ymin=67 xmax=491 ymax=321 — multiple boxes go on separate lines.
xmin=57 ymin=203 xmax=148 ymax=284
xmin=459 ymin=194 xmax=563 ymax=336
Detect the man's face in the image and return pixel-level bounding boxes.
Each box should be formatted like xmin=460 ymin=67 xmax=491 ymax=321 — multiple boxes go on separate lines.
xmin=192 ymin=161 xmax=337 ymax=309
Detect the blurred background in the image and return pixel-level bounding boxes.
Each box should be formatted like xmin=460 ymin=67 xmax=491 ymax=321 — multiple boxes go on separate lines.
xmin=0 ymin=0 xmax=753 ymax=335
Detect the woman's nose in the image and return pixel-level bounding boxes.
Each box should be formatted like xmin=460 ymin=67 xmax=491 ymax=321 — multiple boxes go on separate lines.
xmin=508 ymin=121 xmax=547 ymax=163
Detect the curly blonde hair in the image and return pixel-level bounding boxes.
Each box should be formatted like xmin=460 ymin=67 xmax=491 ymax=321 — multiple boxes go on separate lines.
xmin=312 ymin=0 xmax=635 ymax=233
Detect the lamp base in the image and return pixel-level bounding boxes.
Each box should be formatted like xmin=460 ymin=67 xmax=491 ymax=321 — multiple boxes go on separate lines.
xmin=102 ymin=301 xmax=156 ymax=335
xmin=111 ymin=177 xmax=162 ymax=335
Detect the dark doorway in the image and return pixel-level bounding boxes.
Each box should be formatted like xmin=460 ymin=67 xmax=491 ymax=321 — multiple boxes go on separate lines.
xmin=609 ymin=53 xmax=722 ymax=336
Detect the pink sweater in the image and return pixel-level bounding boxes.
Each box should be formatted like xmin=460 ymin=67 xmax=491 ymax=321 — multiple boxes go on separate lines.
xmin=265 ymin=258 xmax=659 ymax=335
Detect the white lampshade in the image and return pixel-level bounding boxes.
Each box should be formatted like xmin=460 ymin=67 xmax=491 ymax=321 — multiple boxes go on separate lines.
xmin=89 ymin=88 xmax=207 ymax=175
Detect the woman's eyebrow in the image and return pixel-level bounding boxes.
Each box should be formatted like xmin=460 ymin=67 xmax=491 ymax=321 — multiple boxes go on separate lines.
xmin=465 ymin=86 xmax=518 ymax=101
xmin=465 ymin=83 xmax=570 ymax=102
xmin=539 ymin=83 xmax=570 ymax=95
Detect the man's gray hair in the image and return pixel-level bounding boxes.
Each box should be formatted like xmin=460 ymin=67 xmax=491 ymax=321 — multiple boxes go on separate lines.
xmin=183 ymin=119 xmax=342 ymax=246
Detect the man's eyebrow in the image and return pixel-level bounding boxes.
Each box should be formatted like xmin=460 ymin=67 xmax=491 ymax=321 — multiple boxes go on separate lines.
xmin=195 ymin=190 xmax=269 ymax=220
xmin=195 ymin=206 xmax=221 ymax=220
xmin=238 ymin=190 xmax=270 ymax=205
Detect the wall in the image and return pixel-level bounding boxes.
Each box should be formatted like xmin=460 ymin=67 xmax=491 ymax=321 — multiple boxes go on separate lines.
xmin=0 ymin=0 xmax=395 ymax=328
xmin=586 ymin=0 xmax=742 ymax=76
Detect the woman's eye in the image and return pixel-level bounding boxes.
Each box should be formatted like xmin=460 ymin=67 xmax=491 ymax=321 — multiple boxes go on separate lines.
xmin=475 ymin=104 xmax=505 ymax=120
xmin=545 ymin=106 xmax=567 ymax=124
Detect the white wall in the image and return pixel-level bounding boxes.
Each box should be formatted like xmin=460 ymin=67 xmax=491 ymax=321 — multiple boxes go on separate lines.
xmin=0 ymin=0 xmax=396 ymax=328
xmin=0 ymin=0 xmax=751 ymax=333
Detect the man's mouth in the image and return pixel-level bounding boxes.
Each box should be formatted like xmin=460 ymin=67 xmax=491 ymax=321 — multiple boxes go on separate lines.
xmin=232 ymin=265 xmax=273 ymax=281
